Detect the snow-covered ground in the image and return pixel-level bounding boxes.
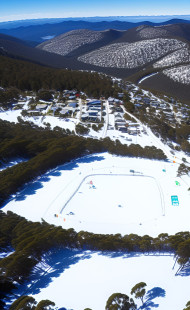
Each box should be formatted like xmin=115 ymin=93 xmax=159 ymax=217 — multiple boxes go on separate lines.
xmin=0 ymin=158 xmax=25 ymax=171
xmin=39 ymin=29 xmax=104 ymax=56
xmin=38 ymin=29 xmax=104 ymax=56
xmin=163 ymin=64 xmax=190 ymax=85
xmin=78 ymin=39 xmax=186 ymax=68
xmin=0 ymin=109 xmax=77 ymax=131
xmin=3 ymin=153 xmax=190 ymax=237
xmin=31 ymin=250 xmax=189 ymax=310
xmin=153 ymin=48 xmax=190 ymax=68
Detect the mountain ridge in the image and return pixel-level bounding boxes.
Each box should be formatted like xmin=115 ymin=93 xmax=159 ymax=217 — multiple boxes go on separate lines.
xmin=1 ymin=18 xmax=190 ymax=44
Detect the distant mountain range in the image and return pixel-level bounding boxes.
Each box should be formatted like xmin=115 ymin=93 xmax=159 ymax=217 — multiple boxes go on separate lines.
xmin=1 ymin=18 xmax=190 ymax=45
xmin=1 ymin=16 xmax=190 ymax=29
xmin=0 ymin=33 xmax=79 ymax=69
xmin=1 ymin=20 xmax=190 ymax=101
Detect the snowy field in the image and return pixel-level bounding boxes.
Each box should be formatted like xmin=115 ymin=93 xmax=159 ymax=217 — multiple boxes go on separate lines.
xmin=0 ymin=109 xmax=77 ymax=131
xmin=60 ymin=174 xmax=163 ymax=233
xmin=29 ymin=250 xmax=189 ymax=310
xmin=3 ymin=153 xmax=190 ymax=237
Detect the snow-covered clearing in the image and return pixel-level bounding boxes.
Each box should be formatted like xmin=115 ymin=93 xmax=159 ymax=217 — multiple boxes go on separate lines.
xmin=60 ymin=174 xmax=164 ymax=233
xmin=3 ymin=153 xmax=190 ymax=237
xmin=30 ymin=250 xmax=189 ymax=310
xmin=0 ymin=109 xmax=77 ymax=131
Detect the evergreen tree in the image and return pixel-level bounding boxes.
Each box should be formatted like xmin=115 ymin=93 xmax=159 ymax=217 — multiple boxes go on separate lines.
xmin=105 ymin=293 xmax=137 ymax=310
xmin=184 ymin=301 xmax=190 ymax=310
xmin=35 ymin=300 xmax=55 ymax=310
xmin=131 ymin=282 xmax=147 ymax=305
xmin=9 ymin=296 xmax=36 ymax=310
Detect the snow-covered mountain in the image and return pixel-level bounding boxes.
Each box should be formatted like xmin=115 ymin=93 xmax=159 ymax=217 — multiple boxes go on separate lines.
xmin=78 ymin=38 xmax=187 ymax=68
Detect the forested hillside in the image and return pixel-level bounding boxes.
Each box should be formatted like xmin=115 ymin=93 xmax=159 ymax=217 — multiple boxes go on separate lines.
xmin=0 ymin=55 xmax=114 ymax=97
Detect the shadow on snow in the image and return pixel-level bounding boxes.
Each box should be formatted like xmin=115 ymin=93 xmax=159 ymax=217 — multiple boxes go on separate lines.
xmin=12 ymin=154 xmax=105 ymax=202
xmin=176 ymin=263 xmax=190 ymax=277
xmin=139 ymin=287 xmax=166 ymax=309
xmin=14 ymin=249 xmax=92 ymax=298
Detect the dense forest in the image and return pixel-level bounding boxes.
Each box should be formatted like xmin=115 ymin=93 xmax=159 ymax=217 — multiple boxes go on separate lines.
xmin=0 ymin=55 xmax=115 ymax=98
xmin=0 ymin=211 xmax=190 ymax=309
xmin=0 ymin=119 xmax=166 ymax=206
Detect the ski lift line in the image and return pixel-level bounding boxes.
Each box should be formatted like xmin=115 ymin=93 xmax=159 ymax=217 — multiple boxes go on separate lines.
xmin=59 ymin=173 xmax=165 ymax=216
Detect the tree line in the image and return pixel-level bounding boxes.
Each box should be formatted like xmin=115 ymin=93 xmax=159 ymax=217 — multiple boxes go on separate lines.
xmin=0 ymin=54 xmax=115 ymax=98
xmin=0 ymin=119 xmax=166 ymax=206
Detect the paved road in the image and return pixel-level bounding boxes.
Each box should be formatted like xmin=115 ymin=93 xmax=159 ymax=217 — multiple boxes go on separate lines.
xmin=102 ymin=100 xmax=109 ymax=138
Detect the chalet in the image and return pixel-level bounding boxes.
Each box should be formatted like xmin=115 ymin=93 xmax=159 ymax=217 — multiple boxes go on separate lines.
xmin=150 ymin=101 xmax=159 ymax=108
xmin=118 ymin=126 xmax=128 ymax=133
xmin=115 ymin=119 xmax=126 ymax=124
xmin=88 ymin=111 xmax=99 ymax=117
xmin=35 ymin=104 xmax=48 ymax=111
xmin=127 ymin=122 xmax=140 ymax=127
xmin=87 ymin=100 xmax=101 ymax=106
xmin=118 ymin=92 xmax=124 ymax=98
xmin=68 ymin=102 xmax=78 ymax=108
xmin=134 ymin=96 xmax=142 ymax=101
xmin=68 ymin=95 xmax=76 ymax=100
xmin=59 ymin=109 xmax=70 ymax=116
xmin=81 ymin=113 xmax=89 ymax=121
xmin=87 ymin=106 xmax=101 ymax=111
xmin=88 ymin=115 xmax=100 ymax=122
xmin=135 ymin=103 xmax=142 ymax=108
xmin=142 ymin=97 xmax=151 ymax=104
xmin=108 ymin=97 xmax=115 ymax=103
xmin=60 ymin=107 xmax=75 ymax=116
xmin=115 ymin=107 xmax=123 ymax=112
xmin=128 ymin=127 xmax=140 ymax=135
